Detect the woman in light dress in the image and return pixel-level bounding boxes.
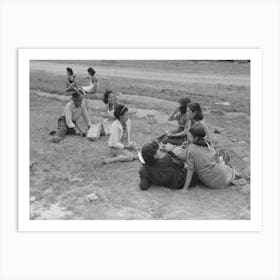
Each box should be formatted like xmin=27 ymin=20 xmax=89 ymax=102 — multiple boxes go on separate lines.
xmin=158 ymin=97 xmax=191 ymax=146
xmin=101 ymin=104 xmax=138 ymax=164
xmin=80 ymin=67 xmax=99 ymax=95
xmin=87 ymin=90 xmax=119 ymax=141
xmin=183 ymin=124 xmax=238 ymax=190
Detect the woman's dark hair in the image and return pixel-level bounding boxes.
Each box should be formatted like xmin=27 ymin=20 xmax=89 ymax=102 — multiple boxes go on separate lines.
xmin=66 ymin=67 xmax=73 ymax=75
xmin=189 ymin=124 xmax=208 ymax=147
xmin=178 ymin=97 xmax=191 ymax=114
xmin=141 ymin=141 xmax=159 ymax=166
xmin=189 ymin=102 xmax=203 ymax=121
xmin=114 ymin=104 xmax=128 ymax=120
xmin=87 ymin=67 xmax=96 ymax=76
xmin=103 ymin=89 xmax=113 ymax=104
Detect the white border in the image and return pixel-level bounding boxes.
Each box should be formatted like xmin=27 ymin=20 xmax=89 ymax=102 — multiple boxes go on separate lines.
xmin=19 ymin=49 xmax=262 ymax=232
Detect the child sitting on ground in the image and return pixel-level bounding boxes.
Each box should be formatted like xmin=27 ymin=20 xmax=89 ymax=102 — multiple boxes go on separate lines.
xmin=80 ymin=67 xmax=99 ymax=95
xmin=101 ymin=104 xmax=138 ymax=164
xmin=50 ymin=91 xmax=91 ymax=143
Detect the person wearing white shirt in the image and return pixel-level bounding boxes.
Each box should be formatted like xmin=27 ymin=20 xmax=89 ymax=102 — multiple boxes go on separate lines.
xmin=101 ymin=104 xmax=137 ymax=164
xmin=51 ymin=91 xmax=91 ymax=143
xmin=80 ymin=67 xmax=99 ymax=95
xmin=87 ymin=90 xmax=119 ymax=141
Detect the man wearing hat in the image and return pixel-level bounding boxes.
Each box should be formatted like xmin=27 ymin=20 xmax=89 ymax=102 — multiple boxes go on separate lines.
xmin=51 ymin=90 xmax=91 ymax=143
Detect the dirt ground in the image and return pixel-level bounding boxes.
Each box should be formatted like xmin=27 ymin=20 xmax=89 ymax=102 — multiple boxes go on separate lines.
xmin=29 ymin=60 xmax=250 ymax=220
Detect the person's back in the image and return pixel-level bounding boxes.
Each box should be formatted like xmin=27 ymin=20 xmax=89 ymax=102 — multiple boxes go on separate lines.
xmin=139 ymin=154 xmax=186 ymax=190
xmin=187 ymin=144 xmax=234 ymax=188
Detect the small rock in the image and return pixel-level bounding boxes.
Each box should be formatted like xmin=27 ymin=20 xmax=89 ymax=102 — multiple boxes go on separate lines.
xmin=30 ymin=196 xmax=36 ymax=202
xmin=239 ymin=140 xmax=247 ymax=144
xmin=215 ymin=101 xmax=230 ymax=106
xmin=70 ymin=177 xmax=84 ymax=183
xmin=243 ymin=157 xmax=250 ymax=162
xmin=232 ymin=139 xmax=238 ymax=142
xmin=214 ymin=127 xmax=224 ymax=134
xmin=44 ymin=189 xmax=53 ymax=195
xmin=85 ymin=193 xmax=98 ymax=202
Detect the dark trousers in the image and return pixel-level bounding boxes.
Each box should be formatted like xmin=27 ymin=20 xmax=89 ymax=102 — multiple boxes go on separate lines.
xmin=57 ymin=116 xmax=76 ymax=140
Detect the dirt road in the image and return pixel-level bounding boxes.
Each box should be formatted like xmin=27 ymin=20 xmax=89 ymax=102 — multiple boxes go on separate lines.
xmin=30 ymin=60 xmax=250 ymax=87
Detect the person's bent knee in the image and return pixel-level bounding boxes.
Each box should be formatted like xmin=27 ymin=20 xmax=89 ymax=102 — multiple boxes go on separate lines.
xmin=139 ymin=183 xmax=150 ymax=191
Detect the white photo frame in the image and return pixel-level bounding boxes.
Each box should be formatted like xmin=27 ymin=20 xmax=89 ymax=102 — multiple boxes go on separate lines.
xmin=19 ymin=48 xmax=262 ymax=232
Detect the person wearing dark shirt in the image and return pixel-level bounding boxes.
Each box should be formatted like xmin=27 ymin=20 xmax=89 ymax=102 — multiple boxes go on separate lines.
xmin=157 ymin=97 xmax=191 ymax=146
xmin=138 ymin=141 xmax=200 ymax=191
xmin=65 ymin=67 xmax=78 ymax=92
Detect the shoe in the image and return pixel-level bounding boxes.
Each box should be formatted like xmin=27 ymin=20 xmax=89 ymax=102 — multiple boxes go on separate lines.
xmin=49 ymin=130 xmax=57 ymax=135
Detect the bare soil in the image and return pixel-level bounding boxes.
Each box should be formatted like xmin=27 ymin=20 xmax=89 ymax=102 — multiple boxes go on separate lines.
xmin=29 ymin=60 xmax=250 ymax=220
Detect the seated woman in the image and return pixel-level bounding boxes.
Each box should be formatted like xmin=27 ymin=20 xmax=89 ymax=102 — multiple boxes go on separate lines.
xmin=139 ymin=141 xmax=200 ymax=191
xmin=183 ymin=124 xmax=237 ymax=190
xmin=50 ymin=91 xmax=91 ymax=143
xmin=80 ymin=67 xmax=99 ymax=95
xmin=187 ymin=102 xmax=211 ymax=141
xmin=65 ymin=67 xmax=78 ymax=93
xmin=101 ymin=104 xmax=138 ymax=164
xmin=158 ymin=97 xmax=191 ymax=146
xmin=87 ymin=90 xmax=119 ymax=141
xmin=100 ymin=90 xmax=119 ymax=134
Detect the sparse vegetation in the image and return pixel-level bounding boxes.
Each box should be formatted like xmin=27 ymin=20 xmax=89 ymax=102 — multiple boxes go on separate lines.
xmin=30 ymin=60 xmax=250 ymax=220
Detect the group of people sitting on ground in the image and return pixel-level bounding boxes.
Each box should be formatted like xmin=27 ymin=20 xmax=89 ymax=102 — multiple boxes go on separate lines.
xmin=49 ymin=66 xmax=242 ymax=192
xmin=65 ymin=67 xmax=99 ymax=95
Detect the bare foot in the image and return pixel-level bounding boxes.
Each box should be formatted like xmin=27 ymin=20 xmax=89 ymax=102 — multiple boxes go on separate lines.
xmin=179 ymin=188 xmax=189 ymax=194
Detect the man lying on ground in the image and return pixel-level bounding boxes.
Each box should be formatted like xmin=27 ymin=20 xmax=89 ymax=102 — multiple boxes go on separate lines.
xmin=138 ymin=141 xmax=200 ymax=191
xmin=50 ymin=91 xmax=91 ymax=143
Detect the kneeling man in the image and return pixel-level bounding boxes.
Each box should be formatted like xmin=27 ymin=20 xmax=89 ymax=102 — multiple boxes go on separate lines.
xmin=51 ymin=91 xmax=91 ymax=143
